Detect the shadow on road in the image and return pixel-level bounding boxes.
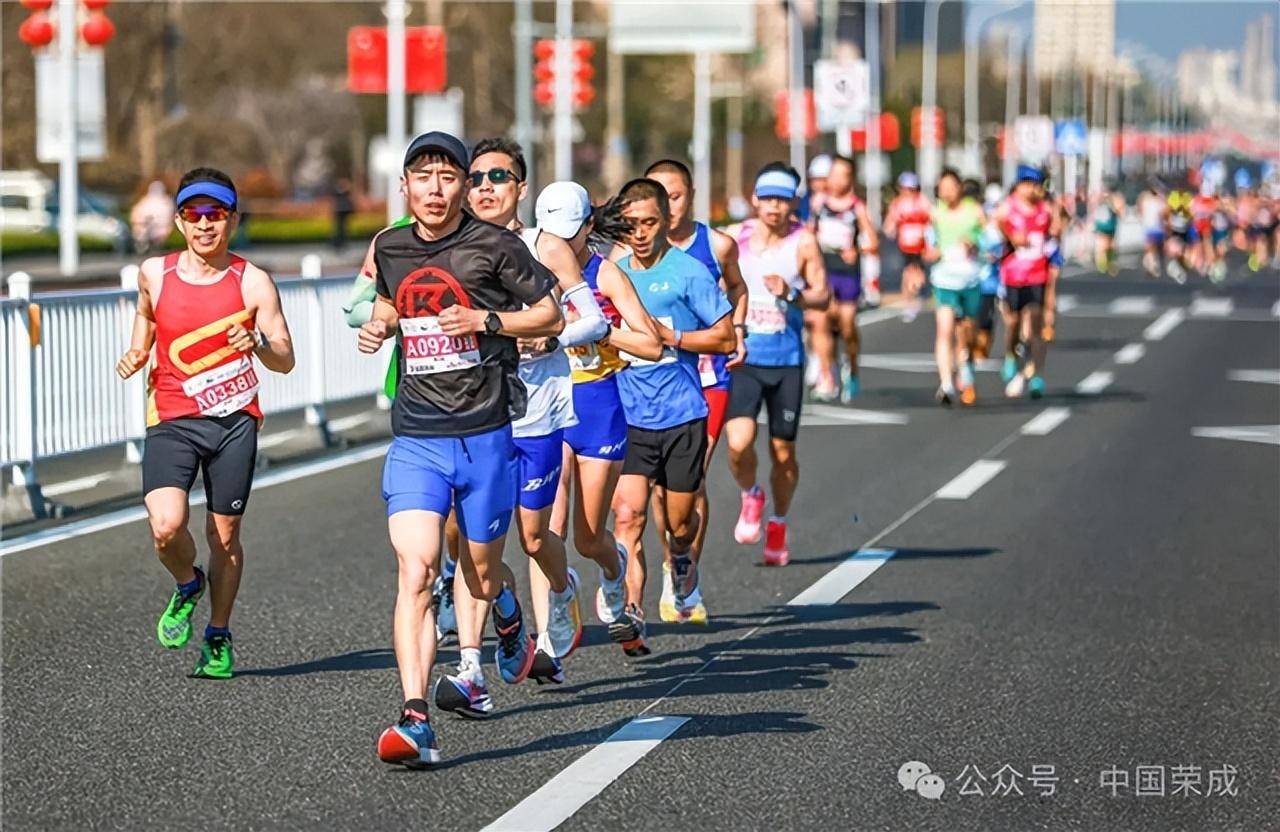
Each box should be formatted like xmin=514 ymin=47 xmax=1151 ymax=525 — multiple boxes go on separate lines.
xmin=789 ymin=546 xmax=998 ymax=566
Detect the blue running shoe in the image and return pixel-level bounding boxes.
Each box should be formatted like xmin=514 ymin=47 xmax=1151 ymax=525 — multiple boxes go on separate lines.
xmin=529 ymin=644 xmax=566 ymax=686
xmin=432 ymin=573 xmax=457 ymax=644
xmin=842 ymin=375 xmax=861 ymax=402
xmin=434 ymin=671 xmax=494 ymax=719
xmin=377 ymin=706 xmax=441 ymax=768
xmin=1028 ymin=376 xmax=1046 ymax=399
xmin=1001 ymin=355 xmax=1018 ymax=383
xmin=492 ymin=603 xmax=535 ymax=685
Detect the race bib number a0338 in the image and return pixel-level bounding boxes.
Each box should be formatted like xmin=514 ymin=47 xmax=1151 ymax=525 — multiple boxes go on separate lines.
xmin=401 ymin=316 xmax=481 ymax=376
xmin=182 ymin=356 xmax=259 ymax=417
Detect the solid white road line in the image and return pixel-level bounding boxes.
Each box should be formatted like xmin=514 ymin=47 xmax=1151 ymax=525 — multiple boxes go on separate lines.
xmin=788 ymin=549 xmax=897 ymax=606
xmin=1021 ymin=407 xmax=1072 ymax=437
xmin=1227 ymin=369 xmax=1280 ymax=386
xmin=1143 ymin=308 xmax=1185 ymax=341
xmin=1191 ymin=425 xmax=1280 ymax=447
xmin=329 ymin=412 xmax=376 ymax=432
xmin=1 ymin=442 xmax=390 ymax=556
xmin=1075 ymin=371 xmax=1114 ymax=395
xmin=804 ymin=404 xmax=910 ymax=425
xmin=857 ymin=306 xmax=909 ymax=326
xmin=1114 ymin=343 xmax=1147 ymax=365
xmin=1272 ymin=299 xmax=1280 ymax=318
xmin=1055 ymin=294 xmax=1079 ymax=313
xmin=935 ymin=460 xmax=1007 ymax=500
xmin=1190 ymin=297 xmax=1234 ymax=317
xmin=257 ymin=429 xmax=302 ymax=450
xmin=481 ymin=716 xmax=690 ymax=832
xmin=41 ymin=472 xmax=115 ymax=498
xmin=1109 ymin=296 xmax=1154 ymax=315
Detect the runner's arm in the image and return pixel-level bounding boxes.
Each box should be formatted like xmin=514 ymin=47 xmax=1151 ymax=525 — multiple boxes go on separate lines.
xmin=795 ymin=231 xmax=831 ymax=310
xmin=654 ymin=270 xmax=735 ymax=355
xmin=594 ymin=259 xmax=663 ymax=361
xmin=856 ymin=203 xmax=880 ymax=253
xmin=343 ymin=241 xmax=379 ymax=328
xmin=537 ymin=233 xmax=607 ymax=346
xmin=438 ymin=237 xmax=565 ymax=338
xmin=242 ymin=265 xmax=296 ymax=374
xmin=711 ymin=229 xmax=749 ymax=367
xmin=116 ymin=259 xmax=159 ymax=379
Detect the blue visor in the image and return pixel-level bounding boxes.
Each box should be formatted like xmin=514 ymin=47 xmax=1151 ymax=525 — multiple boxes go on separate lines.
xmin=176 ymin=181 xmax=237 ymax=210
xmin=754 ymin=170 xmax=799 ymax=200
xmin=1015 ymin=165 xmax=1045 ymax=185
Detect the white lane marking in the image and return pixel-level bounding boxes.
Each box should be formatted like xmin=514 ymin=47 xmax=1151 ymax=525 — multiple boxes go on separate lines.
xmin=257 ymin=429 xmax=302 ymax=450
xmin=935 ymin=460 xmax=1007 ymax=500
xmin=328 ymin=412 xmax=375 ymax=432
xmin=857 ymin=306 xmax=908 ymax=326
xmin=481 ymin=716 xmax=690 ymax=832
xmin=859 ymin=353 xmax=1001 ymax=374
xmin=1191 ymin=425 xmax=1280 ymax=447
xmin=1272 ymin=299 xmax=1280 ymax=318
xmin=1021 ymin=407 xmax=1071 ymax=437
xmin=1143 ymin=308 xmax=1185 ymax=341
xmin=1054 ymin=294 xmax=1079 ymax=313
xmin=788 ymin=549 xmax=897 ymax=606
xmin=1109 ymin=296 xmax=1154 ymax=315
xmin=1 ymin=442 xmax=391 ymax=556
xmin=1190 ymin=297 xmax=1234 ymax=317
xmin=804 ymin=404 xmax=910 ymax=425
xmin=1228 ymin=369 xmax=1280 ymax=385
xmin=1114 ymin=343 xmax=1146 ymax=365
xmin=41 ymin=472 xmax=114 ymax=498
xmin=1075 ymin=371 xmax=1114 ymax=395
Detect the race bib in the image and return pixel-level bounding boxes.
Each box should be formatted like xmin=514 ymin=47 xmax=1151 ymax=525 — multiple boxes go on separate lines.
xmin=183 ymin=356 xmax=259 ymax=417
xmin=1015 ymin=232 xmax=1046 ymax=260
xmin=698 ymin=354 xmax=718 ymax=387
xmin=619 ymin=316 xmax=676 ymax=367
xmin=943 ymin=244 xmax=972 ymax=264
xmin=746 ymin=296 xmax=787 ymax=335
xmin=816 ymin=216 xmax=854 ymax=253
xmin=899 ymin=224 xmax=925 ymax=248
xmin=567 ymin=342 xmax=602 ymax=373
xmin=400 ymin=316 xmax=481 ymax=376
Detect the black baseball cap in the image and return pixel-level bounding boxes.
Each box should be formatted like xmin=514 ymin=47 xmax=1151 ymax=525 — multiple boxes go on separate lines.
xmin=403 ymin=131 xmax=469 ymax=171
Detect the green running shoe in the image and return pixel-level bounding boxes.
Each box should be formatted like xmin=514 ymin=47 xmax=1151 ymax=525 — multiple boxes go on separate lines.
xmin=156 ymin=567 xmax=206 ymax=649
xmin=191 ymin=633 xmax=234 ymax=679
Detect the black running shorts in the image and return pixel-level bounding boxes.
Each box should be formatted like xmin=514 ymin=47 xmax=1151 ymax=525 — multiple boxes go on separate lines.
xmin=726 ymin=365 xmax=804 ymax=442
xmin=1004 ymin=285 xmax=1045 ymax=312
xmin=976 ymin=294 xmax=998 ymax=332
xmin=621 ymin=418 xmax=708 ymax=493
xmin=142 ymin=412 xmax=258 ymax=515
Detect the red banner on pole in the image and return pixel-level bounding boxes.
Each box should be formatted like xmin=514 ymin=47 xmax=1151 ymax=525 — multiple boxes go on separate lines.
xmin=347 ymin=26 xmax=447 ymax=94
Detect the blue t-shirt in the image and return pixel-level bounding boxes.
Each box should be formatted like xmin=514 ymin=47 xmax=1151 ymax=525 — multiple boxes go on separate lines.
xmin=676 ymin=222 xmax=731 ymax=391
xmin=616 ymin=246 xmax=732 ymax=430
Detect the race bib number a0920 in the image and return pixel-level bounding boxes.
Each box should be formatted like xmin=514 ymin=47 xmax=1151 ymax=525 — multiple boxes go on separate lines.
xmin=401 ymin=316 xmax=481 ymax=376
xmin=182 ymin=356 xmax=259 ymax=417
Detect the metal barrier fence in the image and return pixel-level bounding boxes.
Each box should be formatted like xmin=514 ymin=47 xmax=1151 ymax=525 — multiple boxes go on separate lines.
xmin=3 ymin=257 xmax=386 ymax=515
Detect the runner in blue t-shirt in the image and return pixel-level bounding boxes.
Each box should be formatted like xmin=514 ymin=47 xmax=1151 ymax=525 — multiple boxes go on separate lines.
xmin=607 ymin=177 xmax=735 ymax=654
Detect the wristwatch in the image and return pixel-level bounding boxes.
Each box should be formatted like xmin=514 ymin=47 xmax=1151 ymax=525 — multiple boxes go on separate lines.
xmin=255 ymin=329 xmax=269 ymax=350
xmin=484 ymin=311 xmax=502 ymax=335
xmin=544 ymin=336 xmax=560 ymax=354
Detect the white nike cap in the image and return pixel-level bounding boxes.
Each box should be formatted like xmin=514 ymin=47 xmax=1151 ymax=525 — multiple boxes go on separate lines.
xmin=535 ymin=180 xmax=592 ymax=240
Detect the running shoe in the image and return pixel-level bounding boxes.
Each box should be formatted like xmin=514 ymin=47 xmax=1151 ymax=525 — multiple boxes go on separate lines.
xmin=608 ymin=604 xmax=650 ymax=657
xmin=901 ymin=300 xmax=920 ymax=323
xmin=842 ymin=375 xmax=861 ymax=402
xmin=529 ymin=633 xmax=566 ymax=686
xmin=595 ymin=544 xmax=628 ymax=625
xmin=157 ymin=566 xmax=206 ymax=649
xmin=957 ymin=362 xmax=975 ymax=393
xmin=546 ymin=567 xmax=582 ymax=660
xmin=190 ymin=633 xmax=233 ymax=680
xmin=377 ymin=707 xmax=441 ymax=768
xmin=491 ymin=601 xmax=535 ymax=685
xmin=1248 ymin=253 xmax=1261 ymax=272
xmin=936 ymin=386 xmax=954 ymax=407
xmin=434 ymin=670 xmax=495 ymax=718
xmin=1004 ymin=374 xmax=1026 ymax=398
xmin=960 ymin=385 xmax=977 ymax=405
xmin=734 ymin=486 xmax=766 ymax=544
xmin=1028 ymin=376 xmax=1046 ymax=399
xmin=763 ymin=519 xmax=790 ymax=567
xmin=1001 ymin=356 xmax=1018 ymax=383
xmin=432 ymin=573 xmax=457 ymax=644
xmin=1167 ymin=261 xmax=1186 ymax=284
xmin=1043 ymin=323 xmax=1056 ymax=342
xmin=1210 ymin=260 xmax=1227 ymax=284
xmin=811 ymin=374 xmax=840 ymax=402
xmin=658 ymin=561 xmax=679 ymax=623
xmin=669 ymin=554 xmax=705 ymax=622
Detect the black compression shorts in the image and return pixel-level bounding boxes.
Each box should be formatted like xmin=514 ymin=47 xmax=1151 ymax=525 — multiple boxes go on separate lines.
xmin=142 ymin=412 xmax=258 ymax=515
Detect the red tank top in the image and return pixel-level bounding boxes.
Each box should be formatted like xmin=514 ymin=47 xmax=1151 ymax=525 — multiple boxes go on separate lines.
xmin=147 ymin=252 xmax=263 ymax=426
xmin=893 ymin=194 xmax=932 ymax=254
xmin=999 ymin=199 xmax=1052 ymax=287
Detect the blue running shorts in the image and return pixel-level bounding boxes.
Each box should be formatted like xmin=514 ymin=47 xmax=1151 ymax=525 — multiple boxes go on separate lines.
xmin=514 ymin=428 xmax=564 ymax=511
xmin=564 ymin=377 xmax=628 ymax=462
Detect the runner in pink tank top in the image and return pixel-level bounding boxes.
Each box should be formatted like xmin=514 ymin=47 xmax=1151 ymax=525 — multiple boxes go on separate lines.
xmin=995 ymin=166 xmax=1057 ymax=400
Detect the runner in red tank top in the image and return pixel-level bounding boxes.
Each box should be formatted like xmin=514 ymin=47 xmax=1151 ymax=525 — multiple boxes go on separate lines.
xmin=884 ymin=171 xmax=932 ymax=322
xmin=115 ymin=168 xmax=295 ymax=680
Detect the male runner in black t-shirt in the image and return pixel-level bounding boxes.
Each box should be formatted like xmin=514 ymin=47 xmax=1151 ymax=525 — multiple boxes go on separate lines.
xmin=358 ymin=131 xmax=563 ymax=767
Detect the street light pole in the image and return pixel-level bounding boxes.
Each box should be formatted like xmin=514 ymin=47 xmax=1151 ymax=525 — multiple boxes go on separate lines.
xmin=920 ymin=0 xmax=942 ymax=193
xmin=693 ymin=51 xmax=712 ymax=223
xmin=514 ymin=0 xmax=535 ymax=219
xmin=553 ymin=0 xmax=573 ymax=181
xmin=1002 ymin=28 xmax=1023 ymax=190
xmin=787 ymin=0 xmax=807 ymax=175
xmin=965 ymin=0 xmax=1024 ymax=179
xmin=386 ymin=0 xmax=406 ymax=224
xmin=57 ymin=0 xmax=79 ymax=276
xmin=865 ymin=0 xmax=882 ymax=222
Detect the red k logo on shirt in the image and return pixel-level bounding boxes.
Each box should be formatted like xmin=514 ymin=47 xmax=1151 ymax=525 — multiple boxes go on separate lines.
xmin=396 ymin=266 xmax=473 ymax=317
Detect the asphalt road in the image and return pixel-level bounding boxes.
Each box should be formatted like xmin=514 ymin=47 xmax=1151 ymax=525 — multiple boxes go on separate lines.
xmin=2 ymin=262 xmax=1277 ymax=831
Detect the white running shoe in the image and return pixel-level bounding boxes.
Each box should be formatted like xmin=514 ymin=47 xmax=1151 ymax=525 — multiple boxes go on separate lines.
xmin=546 ymin=567 xmax=582 ymax=660
xmin=595 ymin=544 xmax=628 ymax=625
xmin=1005 ymin=374 xmax=1026 ymax=398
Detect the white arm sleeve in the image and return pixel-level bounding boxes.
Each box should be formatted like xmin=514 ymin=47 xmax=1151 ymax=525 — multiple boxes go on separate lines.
xmin=558 ymin=281 xmax=609 ymax=347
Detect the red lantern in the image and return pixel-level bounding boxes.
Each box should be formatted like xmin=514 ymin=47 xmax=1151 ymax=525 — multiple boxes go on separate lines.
xmin=20 ymin=0 xmax=54 ymax=11
xmin=80 ymin=11 xmax=115 ymax=46
xmin=19 ymin=12 xmax=56 ymax=48
xmin=82 ymin=0 xmax=110 ymax=9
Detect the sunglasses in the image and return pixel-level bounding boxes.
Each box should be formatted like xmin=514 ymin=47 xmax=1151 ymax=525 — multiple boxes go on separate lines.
xmin=468 ymin=168 xmax=521 ymax=187
xmin=178 ymin=204 xmax=232 ymax=223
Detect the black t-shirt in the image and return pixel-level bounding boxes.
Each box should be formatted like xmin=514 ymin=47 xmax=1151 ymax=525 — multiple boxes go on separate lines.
xmin=375 ymin=213 xmax=556 ymax=437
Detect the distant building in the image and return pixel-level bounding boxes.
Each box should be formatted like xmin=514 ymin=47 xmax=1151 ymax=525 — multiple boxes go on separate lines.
xmin=1241 ymin=13 xmax=1276 ymax=105
xmin=1033 ymin=0 xmax=1116 ymax=77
